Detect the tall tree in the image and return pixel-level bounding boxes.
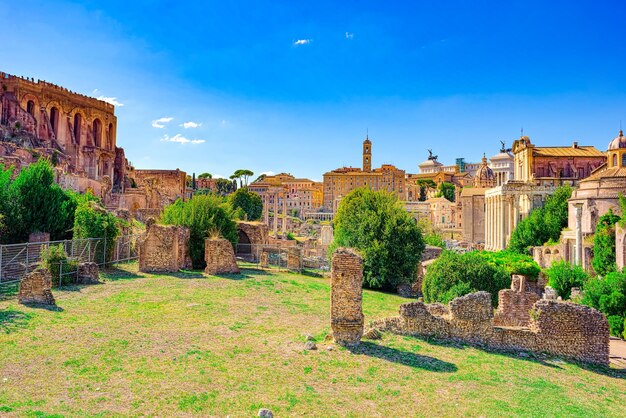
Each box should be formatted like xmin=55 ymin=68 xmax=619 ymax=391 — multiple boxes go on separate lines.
xmin=198 ymin=172 xmax=212 ymax=179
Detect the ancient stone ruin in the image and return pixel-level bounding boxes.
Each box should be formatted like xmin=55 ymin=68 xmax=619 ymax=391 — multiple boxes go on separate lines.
xmin=330 ymin=248 xmax=364 ymax=346
xmin=493 ymin=275 xmax=541 ymax=327
xmin=204 ymin=238 xmax=240 ymax=275
xmin=18 ymin=268 xmax=56 ymax=305
xmin=236 ymin=221 xmax=270 ymax=261
xmin=137 ymin=218 xmax=192 ymax=273
xmin=76 ymin=262 xmax=100 ymax=284
xmin=287 ymin=247 xmax=301 ymax=271
xmin=369 ymin=291 xmax=609 ymax=366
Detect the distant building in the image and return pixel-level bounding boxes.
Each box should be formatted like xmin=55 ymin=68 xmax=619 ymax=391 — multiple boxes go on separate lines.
xmin=460 ymin=155 xmax=496 ymax=246
xmin=249 ymin=173 xmax=323 ymax=216
xmin=322 ymin=137 xmax=406 ymax=211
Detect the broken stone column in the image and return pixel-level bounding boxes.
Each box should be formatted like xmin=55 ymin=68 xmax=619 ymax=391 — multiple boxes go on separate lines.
xmin=204 ymin=238 xmax=240 ymax=275
xmin=137 ymin=218 xmax=192 ymax=273
xmin=330 ymin=248 xmax=364 ymax=346
xmin=18 ymin=268 xmax=56 ymax=305
xmin=260 ymin=250 xmax=269 ymax=268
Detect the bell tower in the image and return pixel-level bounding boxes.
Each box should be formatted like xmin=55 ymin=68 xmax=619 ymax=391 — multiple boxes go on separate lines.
xmin=363 ymin=134 xmax=372 ymax=172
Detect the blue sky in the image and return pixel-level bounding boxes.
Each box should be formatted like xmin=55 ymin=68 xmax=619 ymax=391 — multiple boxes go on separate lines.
xmin=1 ymin=0 xmax=625 ymax=180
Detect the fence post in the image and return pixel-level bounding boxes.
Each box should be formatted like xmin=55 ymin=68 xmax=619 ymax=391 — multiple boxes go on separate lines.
xmin=0 ymin=244 xmax=3 ymax=282
xmin=26 ymin=243 xmax=30 ymax=276
xmin=88 ymin=240 xmax=92 ymax=263
xmin=59 ymin=260 xmax=63 ymax=287
xmin=103 ymin=236 xmax=107 ymax=267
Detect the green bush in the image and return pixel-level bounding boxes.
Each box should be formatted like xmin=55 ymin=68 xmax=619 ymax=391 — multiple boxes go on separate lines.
xmin=477 ymin=250 xmax=541 ymax=279
xmin=329 ymin=188 xmax=425 ymax=290
xmin=73 ymin=197 xmax=121 ymax=264
xmin=422 ymin=251 xmax=510 ymax=307
xmin=508 ymin=186 xmax=572 ymax=254
xmin=417 ymin=218 xmax=446 ymax=249
xmin=40 ymin=244 xmax=77 ymax=286
xmin=0 ymin=159 xmax=77 ymax=243
xmin=592 ymin=209 xmax=620 ymax=276
xmin=544 ymin=260 xmax=589 ymax=299
xmin=161 ymin=194 xmax=238 ymax=269
xmin=582 ymin=272 xmax=626 ymax=337
xmin=228 ymin=188 xmax=263 ymax=221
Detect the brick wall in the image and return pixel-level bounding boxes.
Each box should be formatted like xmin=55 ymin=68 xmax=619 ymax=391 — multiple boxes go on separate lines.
xmin=204 ymin=238 xmax=240 ymax=275
xmin=330 ymin=248 xmax=364 ymax=346
xmin=137 ymin=219 xmax=192 ymax=273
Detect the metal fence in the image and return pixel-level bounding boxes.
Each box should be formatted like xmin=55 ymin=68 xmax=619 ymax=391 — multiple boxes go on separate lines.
xmin=235 ymin=243 xmax=330 ymax=274
xmin=0 ymin=235 xmax=141 ymax=285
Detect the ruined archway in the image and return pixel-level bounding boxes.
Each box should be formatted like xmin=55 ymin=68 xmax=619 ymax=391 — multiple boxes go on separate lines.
xmin=238 ymin=229 xmax=252 ymax=254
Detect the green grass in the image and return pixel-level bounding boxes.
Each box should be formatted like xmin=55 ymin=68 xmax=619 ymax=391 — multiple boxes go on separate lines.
xmin=0 ymin=263 xmax=624 ymax=416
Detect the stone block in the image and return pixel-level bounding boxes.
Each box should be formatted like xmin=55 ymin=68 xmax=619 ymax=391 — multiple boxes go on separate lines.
xmin=330 ymin=248 xmax=364 ymax=346
xmin=18 ymin=268 xmax=55 ymax=305
xmin=204 ymin=238 xmax=240 ymax=275
xmin=77 ymin=262 xmax=100 ymax=284
xmin=137 ymin=219 xmax=192 ymax=273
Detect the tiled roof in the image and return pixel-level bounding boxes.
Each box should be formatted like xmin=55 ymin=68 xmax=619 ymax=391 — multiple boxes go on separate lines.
xmin=533 ymin=146 xmax=605 ymax=158
xmin=581 ymin=166 xmax=626 ymax=182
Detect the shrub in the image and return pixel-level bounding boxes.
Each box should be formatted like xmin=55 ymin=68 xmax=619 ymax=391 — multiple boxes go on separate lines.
xmin=592 ymin=209 xmax=620 ymax=276
xmin=228 ymin=188 xmax=262 ymax=221
xmin=161 ymin=194 xmax=238 ymax=269
xmin=1 ymin=159 xmax=77 ymax=243
xmin=73 ymin=198 xmax=121 ymax=264
xmin=582 ymin=272 xmax=626 ymax=337
xmin=508 ymin=186 xmax=572 ymax=254
xmin=544 ymin=260 xmax=589 ymax=299
xmin=40 ymin=244 xmax=77 ymax=286
xmin=417 ymin=218 xmax=446 ymax=249
xmin=329 ymin=188 xmax=424 ymax=290
xmin=422 ymin=251 xmax=510 ymax=306
xmin=477 ymin=250 xmax=541 ymax=279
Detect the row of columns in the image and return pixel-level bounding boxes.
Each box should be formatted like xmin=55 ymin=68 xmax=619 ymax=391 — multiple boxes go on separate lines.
xmin=485 ymin=194 xmax=519 ymax=251
xmin=262 ymin=189 xmax=288 ymax=237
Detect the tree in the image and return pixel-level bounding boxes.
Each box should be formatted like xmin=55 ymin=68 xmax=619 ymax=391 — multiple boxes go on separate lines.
xmin=544 ymin=260 xmax=589 ymax=299
xmin=161 ymin=194 xmax=238 ymax=268
xmin=2 ymin=159 xmax=76 ymax=243
xmin=417 ymin=218 xmax=445 ymax=248
xmin=422 ymin=251 xmax=510 ymax=307
xmin=229 ymin=188 xmax=263 ymax=221
xmin=198 ymin=172 xmax=212 ymax=179
xmin=417 ymin=179 xmax=436 ymax=202
xmin=508 ymin=185 xmax=572 ymax=254
xmin=592 ymin=209 xmax=620 ymax=276
xmin=231 ymin=169 xmax=254 ymax=188
xmin=73 ymin=196 xmax=121 ymax=263
xmin=436 ymin=182 xmax=455 ymax=202
xmin=215 ymin=178 xmax=236 ymax=196
xmin=329 ymin=188 xmax=425 ymax=290
xmin=582 ymin=271 xmax=626 ymax=337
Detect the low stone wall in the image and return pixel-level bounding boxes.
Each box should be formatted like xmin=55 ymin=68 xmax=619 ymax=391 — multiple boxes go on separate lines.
xmin=18 ymin=268 xmax=55 ymax=305
xmin=370 ymin=292 xmax=609 ymax=366
xmin=330 ymin=248 xmax=364 ymax=346
xmin=77 ymin=262 xmax=100 ymax=284
xmin=204 ymin=238 xmax=240 ymax=275
xmin=137 ymin=219 xmax=192 ymax=273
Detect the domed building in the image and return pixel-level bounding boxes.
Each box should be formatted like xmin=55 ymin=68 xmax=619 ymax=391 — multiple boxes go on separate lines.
xmin=473 ymin=155 xmax=496 ymax=188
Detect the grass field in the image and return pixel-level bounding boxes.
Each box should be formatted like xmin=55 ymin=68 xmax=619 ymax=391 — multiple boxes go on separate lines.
xmin=0 ymin=263 xmax=625 ymax=417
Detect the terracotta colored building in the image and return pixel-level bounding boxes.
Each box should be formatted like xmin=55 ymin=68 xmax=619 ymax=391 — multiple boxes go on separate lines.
xmin=323 ymin=137 xmax=406 ymax=211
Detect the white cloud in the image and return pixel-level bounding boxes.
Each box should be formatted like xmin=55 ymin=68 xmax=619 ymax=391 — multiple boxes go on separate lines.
xmin=180 ymin=121 xmax=202 ymax=129
xmin=345 ymin=32 xmax=354 ymax=40
xmin=90 ymin=89 xmax=124 ymax=106
xmin=152 ymin=117 xmax=174 ymax=128
xmin=97 ymin=96 xmax=124 ymax=107
xmin=293 ymin=39 xmax=311 ymax=46
xmin=160 ymin=134 xmax=205 ymax=145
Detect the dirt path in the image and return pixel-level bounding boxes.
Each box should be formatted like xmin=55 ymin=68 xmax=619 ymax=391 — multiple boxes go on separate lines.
xmin=609 ymin=337 xmax=626 ymax=369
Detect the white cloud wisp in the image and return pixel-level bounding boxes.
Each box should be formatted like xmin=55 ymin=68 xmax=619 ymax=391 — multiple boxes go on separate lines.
xmin=160 ymin=134 xmax=205 ymax=145
xmin=152 ymin=117 xmax=174 ymax=128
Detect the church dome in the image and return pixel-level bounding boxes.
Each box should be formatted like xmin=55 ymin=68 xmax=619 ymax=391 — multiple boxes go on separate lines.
xmin=608 ymin=130 xmax=625 ymax=150
xmin=473 ymin=155 xmax=495 ymax=188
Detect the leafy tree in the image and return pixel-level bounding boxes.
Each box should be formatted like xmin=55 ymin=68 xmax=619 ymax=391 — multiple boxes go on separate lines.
xmin=329 ymin=188 xmax=425 ymax=290
xmin=417 ymin=179 xmax=436 ymax=202
xmin=477 ymin=250 xmax=540 ymax=279
xmin=73 ymin=197 xmax=121 ymax=263
xmin=161 ymin=194 xmax=238 ymax=268
xmin=214 ymin=178 xmax=237 ymax=196
xmin=435 ymin=182 xmax=455 ymax=202
xmin=422 ymin=251 xmax=510 ymax=306
xmin=508 ymin=185 xmax=572 ymax=254
xmin=543 ymin=260 xmax=589 ymax=299
xmin=592 ymin=209 xmax=620 ymax=276
xmin=417 ymin=218 xmax=445 ymax=249
xmin=228 ymin=188 xmax=263 ymax=221
xmin=2 ymin=159 xmax=76 ymax=243
xmin=198 ymin=172 xmax=212 ymax=179
xmin=582 ymin=272 xmax=626 ymax=337
xmin=230 ymin=169 xmax=254 ymax=188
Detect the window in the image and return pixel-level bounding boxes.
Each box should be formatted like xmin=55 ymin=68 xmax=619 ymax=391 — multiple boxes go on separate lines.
xmin=74 ymin=113 xmax=82 ymax=144
xmin=26 ymin=100 xmax=35 ymax=116
xmin=621 ymin=153 xmax=626 ymax=168
xmin=93 ymin=119 xmax=102 ymax=147
xmin=49 ymin=107 xmax=59 ymax=135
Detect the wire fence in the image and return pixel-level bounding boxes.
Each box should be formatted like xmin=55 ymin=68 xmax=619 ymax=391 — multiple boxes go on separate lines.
xmin=0 ymin=235 xmax=141 ymax=286
xmin=235 ymin=243 xmax=330 ymax=274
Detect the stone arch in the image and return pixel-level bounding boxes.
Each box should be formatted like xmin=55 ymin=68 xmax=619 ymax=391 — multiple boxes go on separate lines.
xmin=49 ymin=106 xmax=59 ymax=135
xmin=238 ymin=229 xmax=252 ymax=254
xmin=92 ymin=118 xmax=102 ymax=148
xmin=107 ymin=122 xmax=114 ymax=150
xmin=73 ymin=113 xmax=82 ymax=144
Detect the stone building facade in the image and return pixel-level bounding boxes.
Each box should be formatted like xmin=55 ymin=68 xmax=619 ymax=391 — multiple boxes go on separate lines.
xmin=249 ymin=173 xmax=323 ymax=217
xmin=323 ymin=137 xmax=406 ymax=211
xmin=460 ymin=155 xmax=496 ymax=245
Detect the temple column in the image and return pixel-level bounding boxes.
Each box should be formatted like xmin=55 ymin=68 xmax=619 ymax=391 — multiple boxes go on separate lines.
xmin=501 ymin=196 xmax=508 ymax=249
xmin=273 ymin=192 xmax=278 ymax=236
xmin=485 ymin=196 xmax=490 ymax=250
xmin=282 ymin=192 xmax=288 ymax=236
xmin=513 ymin=194 xmax=519 ymax=229
xmin=263 ymin=193 xmax=269 ymax=224
xmin=575 ymin=203 xmax=583 ymax=265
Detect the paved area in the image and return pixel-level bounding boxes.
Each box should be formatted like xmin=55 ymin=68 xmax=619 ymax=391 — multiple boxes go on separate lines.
xmin=609 ymin=337 xmax=626 ymax=369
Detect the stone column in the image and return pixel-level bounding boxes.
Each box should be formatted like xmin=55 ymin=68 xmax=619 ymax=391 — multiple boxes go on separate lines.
xmin=263 ymin=193 xmax=269 ymax=225
xmin=331 ymin=248 xmax=364 ymax=346
xmin=273 ymin=192 xmax=278 ymax=236
xmin=501 ymin=196 xmax=508 ymax=249
xmin=513 ymin=194 xmax=519 ymax=230
xmin=575 ymin=203 xmax=583 ymax=265
xmin=282 ymin=192 xmax=288 ymax=236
